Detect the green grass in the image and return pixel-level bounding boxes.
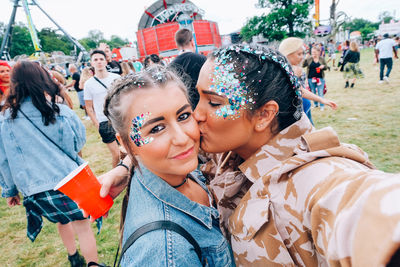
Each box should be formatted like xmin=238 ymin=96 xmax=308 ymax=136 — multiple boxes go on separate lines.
xmin=0 ymin=48 xmax=399 ymax=266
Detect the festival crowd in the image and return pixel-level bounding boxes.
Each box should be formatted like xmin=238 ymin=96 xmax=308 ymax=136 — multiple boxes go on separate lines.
xmin=1 ymin=29 xmax=400 ymax=267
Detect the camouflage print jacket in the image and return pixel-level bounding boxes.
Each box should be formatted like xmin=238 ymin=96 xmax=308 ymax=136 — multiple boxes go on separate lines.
xmin=201 ymin=115 xmax=400 ymax=266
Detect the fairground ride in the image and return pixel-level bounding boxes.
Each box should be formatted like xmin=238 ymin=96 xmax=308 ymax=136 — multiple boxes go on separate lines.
xmin=0 ymin=0 xmax=88 ymax=63
xmin=136 ymin=0 xmax=221 ymax=60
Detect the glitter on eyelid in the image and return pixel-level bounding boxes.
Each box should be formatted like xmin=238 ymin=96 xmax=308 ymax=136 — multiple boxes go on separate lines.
xmin=130 ymin=112 xmax=154 ymax=147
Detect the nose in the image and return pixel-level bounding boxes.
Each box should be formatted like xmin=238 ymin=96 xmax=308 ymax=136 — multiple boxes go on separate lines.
xmin=171 ymin=122 xmax=190 ymax=146
xmin=193 ymin=103 xmax=206 ymax=123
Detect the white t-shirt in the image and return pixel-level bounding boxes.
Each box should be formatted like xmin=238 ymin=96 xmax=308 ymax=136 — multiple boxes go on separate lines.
xmin=84 ymin=73 xmax=120 ymax=123
xmin=375 ymin=38 xmax=396 ymax=59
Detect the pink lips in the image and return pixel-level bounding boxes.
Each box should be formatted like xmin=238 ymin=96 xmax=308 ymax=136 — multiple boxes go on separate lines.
xmin=172 ymin=146 xmax=194 ymax=160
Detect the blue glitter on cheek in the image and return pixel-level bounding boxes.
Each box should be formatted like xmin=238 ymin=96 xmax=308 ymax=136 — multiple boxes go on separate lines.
xmin=130 ymin=112 xmax=154 ymax=147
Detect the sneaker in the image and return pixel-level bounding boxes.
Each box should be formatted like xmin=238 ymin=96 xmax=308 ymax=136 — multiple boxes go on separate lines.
xmin=68 ymin=251 xmax=86 ymax=267
xmin=378 ymin=80 xmax=384 ymax=84
xmin=383 ymin=76 xmax=389 ymax=83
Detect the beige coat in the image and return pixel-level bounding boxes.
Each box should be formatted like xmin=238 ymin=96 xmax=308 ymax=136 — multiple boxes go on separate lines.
xmin=201 ymin=115 xmax=400 ymax=266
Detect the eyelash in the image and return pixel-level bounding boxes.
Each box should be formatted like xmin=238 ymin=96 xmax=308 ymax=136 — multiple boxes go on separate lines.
xmin=208 ymin=100 xmax=221 ymax=107
xmin=149 ymin=112 xmax=192 ymax=134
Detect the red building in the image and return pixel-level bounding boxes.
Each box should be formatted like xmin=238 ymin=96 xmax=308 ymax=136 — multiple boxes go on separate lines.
xmin=136 ymin=0 xmax=221 ymax=60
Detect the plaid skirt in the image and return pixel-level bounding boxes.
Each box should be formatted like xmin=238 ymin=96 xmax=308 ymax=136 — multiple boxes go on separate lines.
xmin=23 ymin=190 xmax=102 ymax=242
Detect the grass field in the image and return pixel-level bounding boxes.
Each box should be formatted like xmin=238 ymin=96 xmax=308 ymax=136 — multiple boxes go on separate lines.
xmin=0 ymin=48 xmax=399 ymax=266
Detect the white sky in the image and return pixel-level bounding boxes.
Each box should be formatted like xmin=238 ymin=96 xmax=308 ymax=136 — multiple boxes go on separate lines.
xmin=0 ymin=0 xmax=399 ymax=42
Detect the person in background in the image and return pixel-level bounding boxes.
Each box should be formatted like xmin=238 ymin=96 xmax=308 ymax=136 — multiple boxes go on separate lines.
xmin=98 ymin=43 xmax=122 ymax=75
xmin=0 ymin=60 xmax=11 ymax=105
xmin=78 ymin=67 xmax=94 ymax=120
xmin=326 ymin=39 xmax=337 ymax=70
xmin=143 ymin=54 xmax=162 ymax=69
xmin=0 ymin=60 xmax=99 ymax=267
xmin=120 ymin=62 xmax=133 ymax=76
xmin=169 ymin=28 xmax=207 ymax=109
xmin=279 ymin=37 xmax=337 ymax=124
xmin=341 ymin=41 xmax=364 ymax=88
xmin=50 ymin=70 xmax=74 ymax=109
xmin=338 ymin=40 xmax=350 ymax=69
xmin=131 ymin=57 xmax=143 ymax=72
xmin=84 ymin=50 xmax=120 ymax=167
xmin=375 ymin=33 xmax=398 ymax=84
xmin=66 ymin=64 xmax=84 ymax=109
xmin=303 ymin=46 xmax=328 ymax=111
xmin=127 ymin=61 xmax=136 ymax=73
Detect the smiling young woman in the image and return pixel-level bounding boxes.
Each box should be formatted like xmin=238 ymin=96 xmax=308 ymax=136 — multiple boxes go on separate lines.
xmin=104 ymin=66 xmax=234 ymax=266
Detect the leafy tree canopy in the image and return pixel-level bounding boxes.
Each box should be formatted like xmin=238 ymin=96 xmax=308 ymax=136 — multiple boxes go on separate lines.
xmin=241 ymin=0 xmax=314 ymax=42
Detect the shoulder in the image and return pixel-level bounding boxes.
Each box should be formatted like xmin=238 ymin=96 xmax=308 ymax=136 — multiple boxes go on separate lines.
xmin=108 ymin=73 xmax=120 ymax=80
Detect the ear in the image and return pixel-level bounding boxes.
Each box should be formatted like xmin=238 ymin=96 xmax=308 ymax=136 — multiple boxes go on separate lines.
xmin=116 ymin=133 xmax=132 ymax=155
xmin=253 ymin=100 xmax=279 ymax=132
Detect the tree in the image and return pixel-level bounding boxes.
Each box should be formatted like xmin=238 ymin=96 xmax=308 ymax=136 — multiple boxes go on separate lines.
xmin=342 ymin=18 xmax=379 ymax=40
xmin=378 ymin=11 xmax=395 ymax=24
xmin=9 ymin=23 xmax=35 ymax=58
xmin=38 ymin=28 xmax=73 ymax=55
xmin=241 ymin=0 xmax=314 ymax=42
xmin=107 ymin=35 xmax=129 ymax=48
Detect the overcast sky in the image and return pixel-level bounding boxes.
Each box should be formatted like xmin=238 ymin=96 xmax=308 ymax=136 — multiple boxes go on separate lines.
xmin=0 ymin=0 xmax=399 ymax=41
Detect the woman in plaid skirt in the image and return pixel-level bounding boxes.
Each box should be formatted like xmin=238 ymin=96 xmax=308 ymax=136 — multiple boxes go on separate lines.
xmin=0 ymin=61 xmax=98 ymax=267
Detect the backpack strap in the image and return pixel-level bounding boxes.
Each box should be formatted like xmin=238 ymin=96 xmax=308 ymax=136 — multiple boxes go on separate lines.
xmin=116 ymin=220 xmax=203 ymax=267
xmin=93 ymin=76 xmax=108 ymax=89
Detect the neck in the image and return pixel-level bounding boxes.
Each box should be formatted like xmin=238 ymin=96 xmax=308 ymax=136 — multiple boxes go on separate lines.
xmin=234 ymin=129 xmax=274 ymax=160
xmin=180 ymin=45 xmax=194 ymax=53
xmin=95 ymin=68 xmax=108 ymax=79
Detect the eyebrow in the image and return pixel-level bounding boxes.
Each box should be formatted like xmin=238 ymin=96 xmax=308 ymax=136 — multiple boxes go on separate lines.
xmin=141 ymin=104 xmax=191 ymax=128
xmin=201 ymin=90 xmax=224 ymax=97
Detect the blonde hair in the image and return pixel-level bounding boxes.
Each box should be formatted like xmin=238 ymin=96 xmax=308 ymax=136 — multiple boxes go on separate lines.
xmin=350 ymin=41 xmax=359 ymax=52
xmin=121 ymin=62 xmax=131 ymax=76
xmin=279 ymin=37 xmax=304 ymax=57
xmin=79 ymin=67 xmax=94 ymax=90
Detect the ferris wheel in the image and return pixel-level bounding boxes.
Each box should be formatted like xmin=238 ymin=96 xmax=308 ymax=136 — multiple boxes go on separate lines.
xmin=0 ymin=0 xmax=87 ymax=61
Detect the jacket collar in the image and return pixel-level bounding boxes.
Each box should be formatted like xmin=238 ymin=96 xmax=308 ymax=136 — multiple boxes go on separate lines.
xmin=239 ymin=115 xmax=314 ymax=183
xmin=135 ymin=164 xmax=219 ymax=229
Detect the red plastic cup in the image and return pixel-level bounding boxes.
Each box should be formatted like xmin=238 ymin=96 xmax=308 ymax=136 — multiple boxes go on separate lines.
xmin=54 ymin=162 xmax=113 ymax=219
xmin=316 ymin=67 xmax=321 ymax=73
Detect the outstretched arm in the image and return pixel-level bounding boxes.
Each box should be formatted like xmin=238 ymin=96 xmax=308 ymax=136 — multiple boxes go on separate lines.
xmin=301 ymin=87 xmax=337 ymax=109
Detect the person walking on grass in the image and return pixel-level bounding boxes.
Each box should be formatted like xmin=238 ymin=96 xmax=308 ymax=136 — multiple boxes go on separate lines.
xmin=303 ymin=46 xmax=328 ymax=111
xmin=0 ymin=61 xmax=99 ymax=267
xmin=84 ymin=50 xmax=121 ymax=167
xmin=341 ymin=41 xmax=364 ymax=88
xmin=375 ymin=33 xmax=398 ymax=84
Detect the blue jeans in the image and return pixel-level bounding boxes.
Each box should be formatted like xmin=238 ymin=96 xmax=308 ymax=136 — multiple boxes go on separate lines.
xmin=302 ymin=97 xmax=314 ymax=125
xmin=379 ymin=58 xmax=393 ymax=80
xmin=308 ymin=78 xmax=325 ymax=108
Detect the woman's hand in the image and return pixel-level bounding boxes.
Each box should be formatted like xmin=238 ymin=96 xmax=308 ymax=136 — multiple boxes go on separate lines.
xmin=6 ymin=195 xmax=21 ymax=207
xmin=322 ymin=99 xmax=338 ymax=110
xmin=82 ymin=163 xmax=130 ymax=221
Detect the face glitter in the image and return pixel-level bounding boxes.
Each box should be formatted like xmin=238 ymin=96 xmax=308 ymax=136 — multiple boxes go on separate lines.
xmin=130 ymin=112 xmax=154 ymax=147
xmin=212 ymin=44 xmax=303 ymax=121
xmin=210 ymin=59 xmax=255 ymax=120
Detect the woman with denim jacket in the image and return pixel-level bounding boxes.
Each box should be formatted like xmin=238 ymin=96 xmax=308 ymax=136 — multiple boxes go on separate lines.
xmin=104 ymin=66 xmax=234 ymax=266
xmin=0 ymin=61 xmax=98 ymax=266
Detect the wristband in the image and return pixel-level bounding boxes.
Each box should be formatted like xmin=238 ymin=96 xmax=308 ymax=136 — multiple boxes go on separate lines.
xmin=116 ymin=160 xmax=129 ymax=171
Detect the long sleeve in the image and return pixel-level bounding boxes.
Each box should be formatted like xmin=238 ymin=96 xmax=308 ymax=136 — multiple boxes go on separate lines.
xmin=0 ymin=120 xmax=18 ymax=198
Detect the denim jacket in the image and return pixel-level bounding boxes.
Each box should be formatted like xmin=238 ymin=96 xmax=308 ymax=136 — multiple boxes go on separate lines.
xmin=121 ymin=164 xmax=235 ymax=267
xmin=0 ymin=98 xmax=85 ymax=198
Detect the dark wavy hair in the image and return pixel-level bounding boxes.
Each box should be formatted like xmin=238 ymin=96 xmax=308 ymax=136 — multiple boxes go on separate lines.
xmin=4 ymin=61 xmax=62 ymax=125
